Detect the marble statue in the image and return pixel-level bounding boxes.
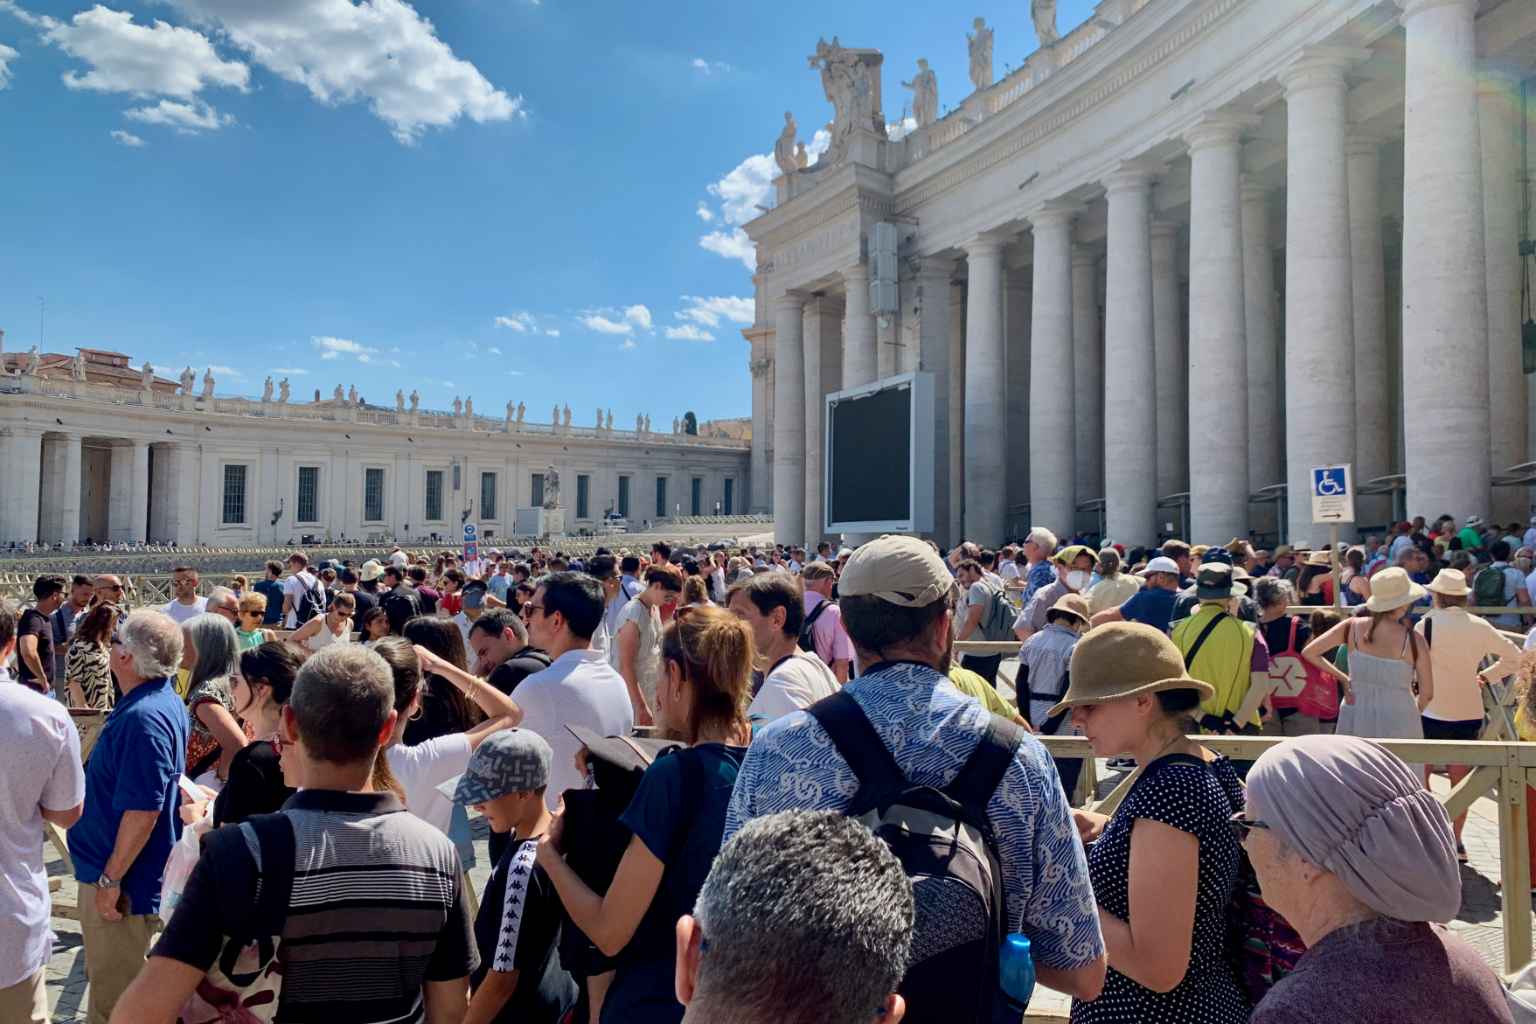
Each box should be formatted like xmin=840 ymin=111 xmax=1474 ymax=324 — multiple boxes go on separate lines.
xmin=808 ymin=36 xmax=884 ymax=165
xmin=516 ymin=402 xmax=525 ymax=423
xmin=179 ymin=366 xmax=195 ymax=395
xmin=605 ymin=409 xmax=613 ymax=431
xmin=396 ymin=389 xmax=406 ymax=412
xmin=552 ymin=404 xmax=560 ymax=428
xmin=506 ymin=400 xmax=516 ymax=424
xmin=563 ymin=404 xmax=571 ymax=428
xmin=409 ymin=389 xmax=420 ymax=411
xmin=774 ymin=111 xmax=799 ymax=178
xmin=795 ymin=142 xmax=809 ymax=169
xmin=672 ymin=417 xmax=680 ymax=434
xmin=968 ymin=17 xmax=994 ymax=91
xmin=636 ymin=413 xmax=645 ymax=433
xmin=543 ymin=465 xmax=561 ymax=509
xmin=333 ymin=384 xmax=344 ymax=403
xmin=201 ymin=368 xmax=215 ymax=400
xmin=465 ymin=396 xmax=474 ymax=417
xmin=1032 ymin=0 xmax=1060 ymax=45
xmin=596 ymin=407 xmax=603 ymax=428
xmin=902 ymin=58 xmax=938 ymax=128
xmin=453 ymin=396 xmax=463 ymax=416
xmin=279 ymin=378 xmax=290 ymax=403
xmin=348 ymin=384 xmax=359 ymax=405
xmin=643 ymin=413 xmax=651 ymax=433
xmin=140 ymin=362 xmax=154 ymax=389
xmin=72 ymin=351 xmax=86 ymax=381
xmin=262 ymin=377 xmax=274 ymax=402
xmin=23 ymin=346 xmax=40 ymax=376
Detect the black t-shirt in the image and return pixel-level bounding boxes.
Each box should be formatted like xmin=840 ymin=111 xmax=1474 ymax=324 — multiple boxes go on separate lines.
xmin=487 ymin=648 xmax=551 ymax=696
xmin=17 ymin=607 xmax=52 ymax=691
xmin=472 ymin=837 xmax=577 ymax=1023
xmin=214 ymin=740 xmax=296 ymax=827
xmin=345 ymin=588 xmax=379 ymax=619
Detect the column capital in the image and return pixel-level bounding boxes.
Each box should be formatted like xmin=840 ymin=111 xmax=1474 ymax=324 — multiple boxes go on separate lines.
xmin=911 ymin=255 xmax=956 ymax=281
xmin=1071 ymin=245 xmax=1100 ymax=270
xmin=1182 ymin=112 xmax=1260 ymax=152
xmin=841 ymin=262 xmax=869 ymax=283
xmin=1477 ymin=64 xmax=1525 ymax=97
xmin=962 ymin=234 xmax=1008 ymax=261
xmin=1278 ymin=46 xmax=1371 ymax=95
xmin=1344 ymin=133 xmax=1385 ymax=158
xmin=1397 ymin=0 xmax=1477 ymax=20
xmin=771 ymin=292 xmax=808 ymax=314
xmin=1025 ymin=200 xmax=1083 ymax=231
xmin=1102 ymin=158 xmax=1163 ymax=194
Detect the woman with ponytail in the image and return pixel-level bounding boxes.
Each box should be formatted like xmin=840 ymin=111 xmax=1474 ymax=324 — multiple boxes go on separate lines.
xmin=538 ymin=605 xmax=754 ymax=1024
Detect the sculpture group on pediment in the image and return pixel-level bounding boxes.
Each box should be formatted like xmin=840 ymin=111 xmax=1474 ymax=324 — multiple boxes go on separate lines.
xmin=808 ymin=36 xmax=885 ymax=166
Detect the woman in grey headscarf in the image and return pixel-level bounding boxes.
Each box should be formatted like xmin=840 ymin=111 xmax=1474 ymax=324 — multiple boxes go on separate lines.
xmin=1237 ymin=734 xmax=1511 ymax=1023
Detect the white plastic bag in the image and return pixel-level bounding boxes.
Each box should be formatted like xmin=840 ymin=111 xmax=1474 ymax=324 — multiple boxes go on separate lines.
xmin=159 ymin=790 xmax=214 ymax=918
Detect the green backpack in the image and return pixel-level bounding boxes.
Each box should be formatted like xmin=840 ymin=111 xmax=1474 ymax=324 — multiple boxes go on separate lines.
xmin=1473 ymin=565 xmax=1507 ymax=608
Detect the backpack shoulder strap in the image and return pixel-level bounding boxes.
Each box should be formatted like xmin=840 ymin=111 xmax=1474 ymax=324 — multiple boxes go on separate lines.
xmin=942 ymin=714 xmax=1023 ymax=821
xmin=1183 ymin=611 xmax=1229 ymax=669
xmin=802 ymin=599 xmax=830 ymax=633
xmin=1425 ymin=617 xmax=1433 ymax=648
xmin=806 ymin=690 xmax=906 ymax=807
xmin=1286 ymin=616 xmax=1299 ymax=655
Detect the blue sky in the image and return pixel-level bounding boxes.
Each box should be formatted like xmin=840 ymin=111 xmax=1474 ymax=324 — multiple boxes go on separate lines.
xmin=0 ymin=0 xmax=1093 ymax=426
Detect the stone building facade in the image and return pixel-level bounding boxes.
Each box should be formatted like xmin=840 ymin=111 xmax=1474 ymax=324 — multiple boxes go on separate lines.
xmin=0 ymin=349 xmax=750 ymax=546
xmin=744 ymin=0 xmax=1536 ymax=548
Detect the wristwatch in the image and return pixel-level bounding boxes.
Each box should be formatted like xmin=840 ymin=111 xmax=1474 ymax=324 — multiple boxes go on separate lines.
xmin=96 ymin=872 xmax=121 ymax=889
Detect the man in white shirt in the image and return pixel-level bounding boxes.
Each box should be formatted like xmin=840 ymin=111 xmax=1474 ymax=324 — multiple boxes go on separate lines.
xmin=161 ymin=566 xmax=207 ymax=625
xmin=517 ymin=571 xmax=635 ymax=810
xmin=280 ymin=551 xmax=323 ymax=628
xmin=388 ymin=545 xmax=409 ymax=568
xmin=0 ymin=598 xmax=86 ymax=1023
xmin=727 ymin=574 xmax=838 ymax=724
xmin=997 ymin=544 xmax=1022 ymax=582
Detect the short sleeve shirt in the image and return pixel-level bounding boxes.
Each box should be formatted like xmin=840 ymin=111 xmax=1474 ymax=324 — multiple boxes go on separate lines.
xmin=748 ymin=650 xmax=839 ymax=724
xmin=726 ymin=661 xmax=1104 ymax=972
xmin=804 ymin=592 xmax=854 ymax=666
xmin=1118 ymin=586 xmax=1178 ymax=634
xmin=471 ymin=839 xmax=578 ymax=1022
xmin=15 ymin=607 xmax=52 ymax=692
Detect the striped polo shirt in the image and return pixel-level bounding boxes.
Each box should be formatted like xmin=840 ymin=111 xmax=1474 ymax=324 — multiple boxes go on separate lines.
xmin=154 ymin=789 xmax=477 ymax=1023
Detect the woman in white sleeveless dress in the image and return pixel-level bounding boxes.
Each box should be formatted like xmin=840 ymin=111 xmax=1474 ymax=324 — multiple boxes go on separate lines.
xmin=1300 ymin=567 xmax=1433 ymax=740
xmin=287 ymin=591 xmax=355 ymax=658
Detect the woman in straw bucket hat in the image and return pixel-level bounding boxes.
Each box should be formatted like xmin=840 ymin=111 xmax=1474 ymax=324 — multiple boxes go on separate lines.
xmin=1054 ymin=622 xmax=1251 ymax=1024
xmin=1300 ymin=567 xmax=1434 ymax=741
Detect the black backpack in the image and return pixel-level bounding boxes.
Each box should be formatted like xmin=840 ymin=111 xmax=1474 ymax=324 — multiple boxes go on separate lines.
xmin=292 ymin=572 xmax=325 ymax=624
xmin=797 ymin=598 xmax=831 ymax=652
xmin=807 ymin=690 xmax=1023 ymax=1024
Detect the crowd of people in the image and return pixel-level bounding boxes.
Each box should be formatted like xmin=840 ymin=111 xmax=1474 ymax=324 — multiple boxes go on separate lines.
xmin=0 ymin=525 xmax=1524 ymax=1024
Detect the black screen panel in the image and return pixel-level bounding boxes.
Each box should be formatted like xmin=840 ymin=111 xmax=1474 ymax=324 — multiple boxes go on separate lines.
xmin=829 ymin=385 xmax=911 ymax=525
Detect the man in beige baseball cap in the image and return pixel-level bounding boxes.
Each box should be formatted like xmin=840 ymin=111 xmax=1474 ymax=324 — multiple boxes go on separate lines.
xmin=725 ymin=533 xmax=1110 ymax=1007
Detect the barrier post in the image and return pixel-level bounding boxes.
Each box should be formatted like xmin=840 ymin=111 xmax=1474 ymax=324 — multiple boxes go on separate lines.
xmin=1503 ymin=758 xmax=1534 ymax=972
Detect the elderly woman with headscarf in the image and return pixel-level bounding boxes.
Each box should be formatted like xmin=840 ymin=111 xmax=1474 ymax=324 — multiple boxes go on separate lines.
xmin=1238 ymin=734 xmax=1512 ymax=1023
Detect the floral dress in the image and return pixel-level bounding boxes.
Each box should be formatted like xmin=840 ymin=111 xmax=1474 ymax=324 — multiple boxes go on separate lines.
xmin=186 ymin=676 xmax=237 ymax=779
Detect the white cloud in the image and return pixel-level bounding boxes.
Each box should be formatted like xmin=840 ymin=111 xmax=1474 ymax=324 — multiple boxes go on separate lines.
xmin=886 ymin=115 xmax=917 ymax=142
xmin=312 ymin=335 xmax=400 ymax=367
xmin=545 ymin=328 xmax=560 ymax=338
xmin=623 ymin=304 xmax=652 ymax=330
xmin=580 ymin=305 xmax=652 ymax=336
xmin=208 ymin=364 xmax=243 ymax=378
xmin=110 ymin=128 xmax=146 ymax=146
xmin=487 ymin=345 xmax=501 ymax=355
xmin=494 ymin=311 xmax=536 ymax=332
xmin=679 ymin=295 xmax=753 ymax=328
xmin=169 ymin=0 xmax=524 ymax=144
xmin=619 ymin=338 xmax=636 ymax=351
xmin=125 ymin=98 xmax=232 ymax=132
xmin=507 ymin=369 xmax=524 ymax=376
xmin=695 ymin=202 xmax=713 ymax=223
xmin=690 ymin=57 xmax=731 ymax=76
xmin=271 ymin=366 xmax=309 ymax=375
xmin=0 ymin=1 xmax=44 ymax=28
xmin=699 ymin=228 xmax=755 ymax=270
xmin=0 ymin=42 xmax=17 ymax=87
xmin=580 ymin=314 xmax=633 ymax=336
xmin=707 ymin=152 xmax=774 ymax=227
xmin=42 ymin=5 xmax=248 ymax=98
xmin=664 ymin=324 xmax=714 ymax=342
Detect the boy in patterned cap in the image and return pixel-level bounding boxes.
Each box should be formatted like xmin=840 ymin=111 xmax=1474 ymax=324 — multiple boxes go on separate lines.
xmin=453 ymin=729 xmax=578 ymax=1023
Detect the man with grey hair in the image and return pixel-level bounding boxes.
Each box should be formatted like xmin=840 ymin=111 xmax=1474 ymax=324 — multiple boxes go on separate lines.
xmin=115 ymin=644 xmax=478 ymax=1023
xmin=68 ymin=610 xmax=187 ymax=1024
xmin=676 ymin=810 xmax=914 ymax=1024
xmin=202 ymin=585 xmax=239 ymax=625
xmin=1019 ymin=526 xmax=1058 ymax=603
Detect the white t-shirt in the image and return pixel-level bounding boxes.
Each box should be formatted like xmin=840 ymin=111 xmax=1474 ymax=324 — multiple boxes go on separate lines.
xmin=0 ymin=685 xmax=84 ymax=986
xmin=515 ymin=648 xmax=635 ymax=810
xmin=749 ymin=650 xmax=839 ymax=724
xmin=999 ymin=561 xmax=1022 ymax=581
xmin=282 ymin=571 xmax=321 ymax=628
xmin=389 ymin=550 xmax=409 ymax=567
xmin=162 ymin=596 xmax=208 ymax=624
xmin=387 ymin=733 xmax=473 ymax=837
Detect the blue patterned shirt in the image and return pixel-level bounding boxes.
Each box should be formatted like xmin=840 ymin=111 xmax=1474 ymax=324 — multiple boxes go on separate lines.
xmin=1022 ymin=560 xmax=1058 ymax=606
xmin=724 ymin=661 xmax=1104 ymax=970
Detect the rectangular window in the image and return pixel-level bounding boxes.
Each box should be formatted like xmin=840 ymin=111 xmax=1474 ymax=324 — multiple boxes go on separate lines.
xmin=656 ymin=476 xmax=668 ymax=519
xmin=617 ymin=475 xmax=630 ymax=518
xmin=691 ymin=477 xmax=703 ymax=516
xmin=723 ymin=478 xmax=734 ymax=515
xmin=480 ymin=472 xmax=497 ymax=521
xmin=364 ymin=468 xmax=385 ymax=522
xmin=296 ymin=466 xmax=319 ymax=523
xmin=425 ymin=470 xmax=444 ymax=521
xmin=531 ymin=472 xmax=545 ymax=509
xmin=221 ymin=464 xmax=247 ymax=525
xmin=577 ymin=474 xmax=590 ymax=519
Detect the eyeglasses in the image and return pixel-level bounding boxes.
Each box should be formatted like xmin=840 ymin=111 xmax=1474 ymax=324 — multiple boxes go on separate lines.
xmin=1228 ymin=813 xmax=1270 ymax=842
xmin=521 ymin=603 xmax=547 ymax=618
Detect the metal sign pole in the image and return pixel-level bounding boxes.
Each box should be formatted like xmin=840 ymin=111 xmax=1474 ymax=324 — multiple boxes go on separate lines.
xmin=1331 ymin=524 xmax=1342 ymax=608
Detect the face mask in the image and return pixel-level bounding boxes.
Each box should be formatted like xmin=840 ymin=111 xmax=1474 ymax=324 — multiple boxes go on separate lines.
xmin=1066 ymin=570 xmax=1091 ymax=591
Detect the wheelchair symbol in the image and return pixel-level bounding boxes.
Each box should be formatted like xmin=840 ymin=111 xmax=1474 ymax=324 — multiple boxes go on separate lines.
xmin=1315 ymin=470 xmax=1345 ymax=497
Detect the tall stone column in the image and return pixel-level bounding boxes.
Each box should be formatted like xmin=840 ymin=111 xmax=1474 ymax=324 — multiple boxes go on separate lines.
xmin=2 ymin=427 xmax=43 ymax=543
xmin=1185 ymin=114 xmax=1254 ymax=543
xmin=1071 ymin=246 xmax=1103 ymax=510
xmin=1004 ymin=264 xmax=1032 ymax=528
xmin=842 ymin=263 xmax=877 ymax=389
xmin=1480 ymin=68 xmax=1525 ymax=517
xmin=803 ymin=297 xmax=829 ymax=545
xmin=129 ymin=440 xmax=149 ymax=544
xmin=1398 ymin=0 xmax=1488 ymax=521
xmin=1240 ymin=181 xmax=1282 ymax=496
xmin=1103 ymin=166 xmax=1158 ymax=544
xmin=948 ymin=280 xmax=967 ymax=539
xmin=1151 ymin=221 xmax=1186 ymax=502
xmin=915 ymin=257 xmax=957 ymax=544
xmin=963 ymin=236 xmax=1007 ymax=543
xmin=40 ymin=432 xmax=83 ymax=546
xmin=109 ymin=442 xmax=134 ymax=542
xmin=1029 ymin=205 xmax=1079 ymax=536
xmin=772 ymin=294 xmax=807 ymax=545
xmin=1346 ymin=136 xmax=1390 ymax=526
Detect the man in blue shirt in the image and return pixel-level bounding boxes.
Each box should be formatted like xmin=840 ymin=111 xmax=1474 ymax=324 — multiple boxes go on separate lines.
xmin=1091 ymin=555 xmax=1182 ymax=633
xmin=726 ymin=535 xmax=1106 ymax=1007
xmin=253 ymin=560 xmax=285 ymax=626
xmin=68 ymin=609 xmax=188 ymax=1024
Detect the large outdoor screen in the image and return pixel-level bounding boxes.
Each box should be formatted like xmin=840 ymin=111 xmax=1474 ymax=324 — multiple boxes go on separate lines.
xmin=825 ymin=372 xmax=933 ymax=534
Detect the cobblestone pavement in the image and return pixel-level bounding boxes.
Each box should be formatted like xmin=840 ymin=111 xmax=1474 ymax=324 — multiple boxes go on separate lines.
xmin=39 ymin=757 xmax=1522 ymax=1021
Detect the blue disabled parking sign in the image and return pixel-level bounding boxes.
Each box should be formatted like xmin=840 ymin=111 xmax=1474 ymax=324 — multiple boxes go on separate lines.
xmin=1310 ymin=464 xmax=1354 ymax=524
